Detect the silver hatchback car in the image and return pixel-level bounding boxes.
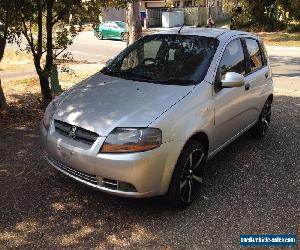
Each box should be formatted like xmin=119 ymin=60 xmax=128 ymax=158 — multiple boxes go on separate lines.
xmin=40 ymin=28 xmax=273 ymax=207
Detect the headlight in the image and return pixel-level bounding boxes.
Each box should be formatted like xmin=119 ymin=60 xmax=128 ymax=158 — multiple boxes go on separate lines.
xmin=100 ymin=128 xmax=162 ymax=153
xmin=42 ymin=102 xmax=56 ymax=129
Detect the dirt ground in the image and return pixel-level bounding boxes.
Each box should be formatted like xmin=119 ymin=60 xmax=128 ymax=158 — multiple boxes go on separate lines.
xmin=0 ymin=75 xmax=299 ymax=248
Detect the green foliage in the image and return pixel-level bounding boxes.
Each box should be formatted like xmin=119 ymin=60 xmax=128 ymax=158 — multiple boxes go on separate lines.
xmin=224 ymin=0 xmax=300 ymax=32
xmin=0 ymin=0 xmax=133 ymax=104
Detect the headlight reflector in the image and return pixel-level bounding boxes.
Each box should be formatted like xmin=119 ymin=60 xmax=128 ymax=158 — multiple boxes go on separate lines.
xmin=101 ymin=128 xmax=162 ymax=153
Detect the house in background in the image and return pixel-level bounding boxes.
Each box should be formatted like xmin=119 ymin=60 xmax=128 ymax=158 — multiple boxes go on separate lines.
xmin=100 ymin=8 xmax=126 ymax=22
xmin=100 ymin=0 xmax=227 ymax=28
xmin=140 ymin=0 xmax=223 ymax=10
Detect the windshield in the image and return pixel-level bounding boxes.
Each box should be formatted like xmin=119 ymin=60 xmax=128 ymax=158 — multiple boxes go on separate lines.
xmin=101 ymin=34 xmax=219 ymax=85
xmin=116 ymin=22 xmax=127 ymax=29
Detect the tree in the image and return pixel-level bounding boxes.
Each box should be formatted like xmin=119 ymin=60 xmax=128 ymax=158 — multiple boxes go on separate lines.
xmin=12 ymin=0 xmax=130 ymax=106
xmin=0 ymin=0 xmax=17 ymax=110
xmin=224 ymin=0 xmax=300 ymax=31
xmin=127 ymin=1 xmax=142 ymax=45
xmin=0 ymin=79 xmax=6 ymax=110
xmin=1 ymin=0 xmax=135 ymax=107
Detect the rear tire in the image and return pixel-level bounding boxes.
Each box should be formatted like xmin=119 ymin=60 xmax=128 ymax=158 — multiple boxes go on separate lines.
xmin=121 ymin=32 xmax=128 ymax=42
xmin=165 ymin=140 xmax=206 ymax=208
xmin=250 ymin=98 xmax=272 ymax=139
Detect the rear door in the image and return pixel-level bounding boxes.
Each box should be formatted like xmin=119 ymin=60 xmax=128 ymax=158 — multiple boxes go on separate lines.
xmin=242 ymin=38 xmax=270 ymax=123
xmin=110 ymin=22 xmax=121 ymax=38
xmin=212 ymin=38 xmax=251 ymax=149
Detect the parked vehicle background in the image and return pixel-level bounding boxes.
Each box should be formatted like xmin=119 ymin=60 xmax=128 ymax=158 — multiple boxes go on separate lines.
xmin=94 ymin=21 xmax=128 ymax=42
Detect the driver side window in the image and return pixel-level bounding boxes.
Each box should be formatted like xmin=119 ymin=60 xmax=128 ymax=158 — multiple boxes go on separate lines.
xmin=219 ymin=39 xmax=246 ymax=80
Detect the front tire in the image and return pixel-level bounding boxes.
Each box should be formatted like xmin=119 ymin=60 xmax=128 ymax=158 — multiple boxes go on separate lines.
xmin=165 ymin=140 xmax=206 ymax=208
xmin=96 ymin=32 xmax=103 ymax=40
xmin=250 ymin=98 xmax=272 ymax=139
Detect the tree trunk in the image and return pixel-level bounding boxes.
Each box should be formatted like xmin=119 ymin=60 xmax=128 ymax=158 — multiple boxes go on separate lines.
xmin=45 ymin=0 xmax=54 ymax=72
xmin=0 ymin=28 xmax=7 ymax=110
xmin=0 ymin=37 xmax=6 ymax=62
xmin=0 ymin=79 xmax=7 ymax=110
xmin=38 ymin=71 xmax=52 ymax=106
xmin=127 ymin=2 xmax=142 ymax=46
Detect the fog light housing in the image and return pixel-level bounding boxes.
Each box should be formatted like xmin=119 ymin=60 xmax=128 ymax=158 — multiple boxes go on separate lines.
xmin=118 ymin=182 xmax=137 ymax=192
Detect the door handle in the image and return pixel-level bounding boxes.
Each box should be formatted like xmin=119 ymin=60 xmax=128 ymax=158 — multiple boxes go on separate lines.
xmin=245 ymin=83 xmax=250 ymax=91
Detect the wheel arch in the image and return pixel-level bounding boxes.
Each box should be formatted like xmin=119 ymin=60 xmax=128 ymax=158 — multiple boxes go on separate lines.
xmin=185 ymin=131 xmax=209 ymax=157
xmin=159 ymin=130 xmax=210 ymax=195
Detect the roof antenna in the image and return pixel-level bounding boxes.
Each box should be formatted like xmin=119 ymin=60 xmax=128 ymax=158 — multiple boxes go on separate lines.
xmin=178 ymin=24 xmax=184 ymax=34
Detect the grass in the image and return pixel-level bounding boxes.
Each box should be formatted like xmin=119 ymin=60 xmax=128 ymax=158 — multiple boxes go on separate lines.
xmin=256 ymin=32 xmax=300 ymax=47
xmin=1 ymin=70 xmax=98 ymax=107
xmin=0 ymin=49 xmax=35 ymax=71
xmin=0 ymin=64 xmax=99 ymax=129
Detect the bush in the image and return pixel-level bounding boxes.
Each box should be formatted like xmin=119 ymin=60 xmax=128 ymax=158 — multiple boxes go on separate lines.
xmin=286 ymin=23 xmax=300 ymax=33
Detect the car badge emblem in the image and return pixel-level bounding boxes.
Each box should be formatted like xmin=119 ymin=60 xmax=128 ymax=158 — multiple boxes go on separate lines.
xmin=69 ymin=126 xmax=77 ymax=139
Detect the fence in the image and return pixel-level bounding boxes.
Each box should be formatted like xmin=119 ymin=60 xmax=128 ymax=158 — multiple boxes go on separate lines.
xmin=177 ymin=6 xmax=230 ymax=26
xmin=145 ymin=8 xmax=168 ymax=27
xmin=101 ymin=8 xmax=126 ymax=22
xmin=145 ymin=6 xmax=230 ymax=27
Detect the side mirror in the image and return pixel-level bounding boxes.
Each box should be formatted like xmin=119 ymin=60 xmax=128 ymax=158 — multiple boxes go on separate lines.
xmin=106 ymin=59 xmax=113 ymax=65
xmin=221 ymin=72 xmax=245 ymax=88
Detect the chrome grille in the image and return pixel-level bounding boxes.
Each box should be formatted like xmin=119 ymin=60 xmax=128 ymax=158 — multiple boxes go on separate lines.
xmin=54 ymin=120 xmax=99 ymax=146
xmin=49 ymin=157 xmax=97 ymax=185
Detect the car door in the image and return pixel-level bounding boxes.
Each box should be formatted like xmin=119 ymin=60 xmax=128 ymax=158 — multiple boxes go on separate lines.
xmin=101 ymin=22 xmax=111 ymax=38
xmin=212 ymin=38 xmax=252 ymax=150
xmin=110 ymin=22 xmax=121 ymax=38
xmin=242 ymin=38 xmax=270 ymax=123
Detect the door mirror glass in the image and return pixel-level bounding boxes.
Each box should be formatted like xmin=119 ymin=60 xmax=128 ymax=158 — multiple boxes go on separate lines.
xmin=221 ymin=72 xmax=245 ymax=88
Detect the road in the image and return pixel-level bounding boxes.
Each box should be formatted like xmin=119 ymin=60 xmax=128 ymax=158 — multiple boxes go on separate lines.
xmin=69 ymin=31 xmax=300 ymax=94
xmin=66 ymin=31 xmax=126 ymax=63
xmin=69 ymin=32 xmax=300 ymax=76
xmin=4 ymin=31 xmax=300 ymax=89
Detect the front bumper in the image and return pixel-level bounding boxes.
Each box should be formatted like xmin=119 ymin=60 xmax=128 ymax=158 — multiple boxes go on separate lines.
xmin=40 ymin=122 xmax=180 ymax=198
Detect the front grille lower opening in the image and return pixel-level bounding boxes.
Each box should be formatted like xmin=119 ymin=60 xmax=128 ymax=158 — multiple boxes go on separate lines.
xmin=97 ymin=177 xmax=137 ymax=192
xmin=49 ymin=157 xmax=137 ymax=193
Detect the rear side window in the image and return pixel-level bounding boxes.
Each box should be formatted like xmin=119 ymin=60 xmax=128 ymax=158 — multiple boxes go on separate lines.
xmin=219 ymin=39 xmax=246 ymax=79
xmin=260 ymin=41 xmax=268 ymax=66
xmin=245 ymin=38 xmax=264 ymax=72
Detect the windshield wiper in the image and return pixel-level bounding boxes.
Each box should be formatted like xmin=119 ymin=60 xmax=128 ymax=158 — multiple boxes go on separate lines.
xmin=119 ymin=71 xmax=155 ymax=83
xmin=155 ymin=78 xmax=197 ymax=85
xmin=101 ymin=68 xmax=120 ymax=77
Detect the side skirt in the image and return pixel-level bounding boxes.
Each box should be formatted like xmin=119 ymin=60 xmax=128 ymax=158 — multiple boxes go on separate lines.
xmin=207 ymin=119 xmax=258 ymax=160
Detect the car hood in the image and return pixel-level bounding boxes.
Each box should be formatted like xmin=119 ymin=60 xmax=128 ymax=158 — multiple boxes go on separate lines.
xmin=54 ymin=73 xmax=194 ymax=136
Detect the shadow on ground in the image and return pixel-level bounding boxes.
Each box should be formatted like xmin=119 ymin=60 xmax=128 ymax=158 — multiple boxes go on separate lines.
xmin=0 ymin=94 xmax=299 ymax=249
xmin=269 ymin=55 xmax=300 ymax=78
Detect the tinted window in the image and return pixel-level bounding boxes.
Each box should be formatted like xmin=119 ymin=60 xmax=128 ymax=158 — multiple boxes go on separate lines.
xmin=102 ymin=34 xmax=219 ymax=85
xmin=245 ymin=38 xmax=264 ymax=72
xmin=116 ymin=22 xmax=126 ymax=29
xmin=219 ymin=39 xmax=246 ymax=79
xmin=260 ymin=41 xmax=268 ymax=66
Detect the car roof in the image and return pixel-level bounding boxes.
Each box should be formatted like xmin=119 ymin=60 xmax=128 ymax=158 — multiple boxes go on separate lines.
xmin=155 ymin=27 xmax=254 ymax=40
xmin=105 ymin=21 xmax=125 ymax=23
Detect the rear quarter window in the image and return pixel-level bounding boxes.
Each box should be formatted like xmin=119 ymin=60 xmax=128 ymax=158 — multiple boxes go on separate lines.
xmin=245 ymin=38 xmax=265 ymax=72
